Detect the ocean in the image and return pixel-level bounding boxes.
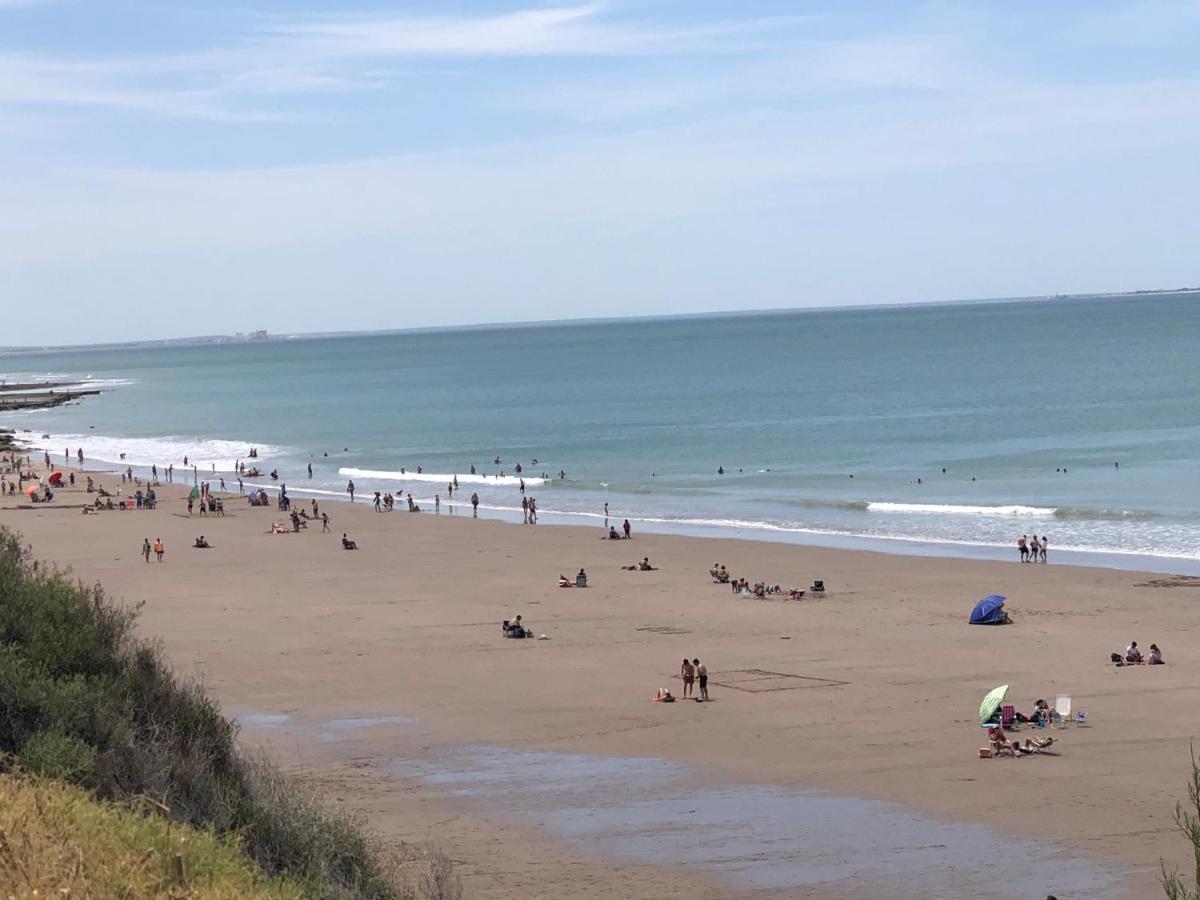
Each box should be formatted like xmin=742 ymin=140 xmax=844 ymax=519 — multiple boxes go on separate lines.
xmin=4 ymin=292 xmax=1200 ymax=572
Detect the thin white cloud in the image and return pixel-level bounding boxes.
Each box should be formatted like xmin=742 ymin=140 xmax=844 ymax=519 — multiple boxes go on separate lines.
xmin=262 ymin=3 xmax=801 ymax=59
xmin=0 ymin=54 xmax=294 ymax=121
xmin=3 ymin=72 xmax=1199 ymax=272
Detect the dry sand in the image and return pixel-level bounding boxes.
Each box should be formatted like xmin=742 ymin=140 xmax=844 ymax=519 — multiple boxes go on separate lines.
xmin=3 ymin=460 xmax=1197 ymax=898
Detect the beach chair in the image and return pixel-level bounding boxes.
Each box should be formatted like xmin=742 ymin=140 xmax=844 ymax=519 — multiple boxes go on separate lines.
xmin=1053 ymin=694 xmax=1072 ymax=728
xmin=1001 ymin=705 xmax=1018 ymax=730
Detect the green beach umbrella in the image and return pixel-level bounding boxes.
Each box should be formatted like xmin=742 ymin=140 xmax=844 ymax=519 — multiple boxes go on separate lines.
xmin=979 ymin=684 xmax=1009 ymax=725
xmin=188 ymin=486 xmax=200 ymax=499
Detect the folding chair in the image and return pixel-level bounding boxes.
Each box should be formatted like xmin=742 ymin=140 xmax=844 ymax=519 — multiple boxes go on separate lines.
xmin=1053 ymin=694 xmax=1072 ymax=728
xmin=1001 ymin=704 xmax=1019 ymax=730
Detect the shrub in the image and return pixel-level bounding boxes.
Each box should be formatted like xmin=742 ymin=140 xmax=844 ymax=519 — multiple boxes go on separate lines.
xmin=17 ymin=729 xmax=97 ymax=781
xmin=0 ymin=527 xmax=413 ymax=899
xmin=1162 ymin=745 xmax=1200 ymax=900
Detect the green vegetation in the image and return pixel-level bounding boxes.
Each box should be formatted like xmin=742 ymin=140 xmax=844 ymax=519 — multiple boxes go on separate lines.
xmin=0 ymin=525 xmax=420 ymax=899
xmin=1162 ymin=746 xmax=1200 ymax=900
xmin=0 ymin=772 xmax=307 ymax=899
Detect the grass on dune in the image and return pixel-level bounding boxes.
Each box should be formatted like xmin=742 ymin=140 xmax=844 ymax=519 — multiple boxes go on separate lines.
xmin=0 ymin=771 xmax=307 ymax=899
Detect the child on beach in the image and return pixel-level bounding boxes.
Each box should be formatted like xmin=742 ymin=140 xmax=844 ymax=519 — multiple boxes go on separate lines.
xmin=153 ymin=538 xmax=164 ymax=562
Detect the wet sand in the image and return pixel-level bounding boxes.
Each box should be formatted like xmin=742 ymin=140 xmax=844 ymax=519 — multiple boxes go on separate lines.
xmin=2 ymin=462 xmax=1195 ymax=898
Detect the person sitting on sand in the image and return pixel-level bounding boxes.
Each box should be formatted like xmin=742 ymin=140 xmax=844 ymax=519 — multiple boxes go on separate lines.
xmin=1029 ymin=698 xmax=1050 ymax=725
xmin=651 ymin=687 xmax=675 ymax=703
xmin=342 ymin=533 xmax=358 ymax=550
xmin=576 ymin=568 xmax=587 ymax=587
xmin=506 ymin=616 xmax=528 ymax=638
xmin=1148 ymin=643 xmax=1165 ymax=665
xmin=608 ymin=526 xmax=620 ymax=540
xmin=558 ymin=574 xmax=575 ymax=588
xmin=638 ymin=557 xmax=655 ymax=571
xmin=193 ymin=536 xmax=211 ymax=549
xmin=1126 ymin=640 xmax=1143 ymax=664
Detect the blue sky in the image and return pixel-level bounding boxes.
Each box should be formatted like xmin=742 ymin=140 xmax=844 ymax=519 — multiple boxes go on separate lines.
xmin=2 ymin=1 xmax=1199 ymax=342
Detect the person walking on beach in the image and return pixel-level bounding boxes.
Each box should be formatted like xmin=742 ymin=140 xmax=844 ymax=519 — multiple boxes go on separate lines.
xmin=521 ymin=495 xmax=529 ymax=524
xmin=142 ymin=538 xmax=151 ymax=563
xmin=1018 ymin=534 xmax=1028 ymax=562
xmin=373 ymin=491 xmax=382 ymax=512
xmin=1028 ymin=534 xmax=1039 ymax=562
xmin=1039 ymin=536 xmax=1048 ymax=563
xmin=680 ymin=658 xmax=695 ymax=699
xmin=695 ymin=658 xmax=708 ymax=701
xmin=347 ymin=479 xmax=355 ymax=503
xmin=471 ymin=492 xmax=479 ymax=517
xmin=153 ymin=538 xmax=164 ymax=562
xmin=529 ymin=497 xmax=538 ymax=524
xmin=321 ymin=512 xmax=331 ymax=532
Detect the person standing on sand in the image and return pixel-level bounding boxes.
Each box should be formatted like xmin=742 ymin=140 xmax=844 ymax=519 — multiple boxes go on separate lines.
xmin=347 ymin=479 xmax=355 ymax=502
xmin=680 ymin=658 xmax=695 ymax=699
xmin=153 ymin=538 xmax=164 ymax=562
xmin=435 ymin=494 xmax=440 ymax=514
xmin=142 ymin=538 xmax=151 ymax=563
xmin=471 ymin=492 xmax=479 ymax=517
xmin=529 ymin=497 xmax=538 ymax=524
xmin=1018 ymin=535 xmax=1027 ymax=562
xmin=623 ymin=519 xmax=631 ymax=539
xmin=1040 ymin=536 xmax=1048 ymax=563
xmin=1029 ymin=534 xmax=1040 ymax=562
xmin=521 ymin=495 xmax=529 ymax=524
xmin=695 ymin=658 xmax=708 ymax=701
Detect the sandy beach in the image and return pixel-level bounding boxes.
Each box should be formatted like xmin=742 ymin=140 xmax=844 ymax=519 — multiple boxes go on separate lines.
xmin=2 ymin=459 xmax=1196 ymax=898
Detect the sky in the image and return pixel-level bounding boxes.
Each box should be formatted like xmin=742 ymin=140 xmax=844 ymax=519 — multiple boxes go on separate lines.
xmin=2 ymin=0 xmax=1199 ymax=343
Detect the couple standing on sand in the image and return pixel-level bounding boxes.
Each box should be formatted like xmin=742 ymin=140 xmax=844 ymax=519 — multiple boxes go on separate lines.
xmin=680 ymin=658 xmax=708 ymax=701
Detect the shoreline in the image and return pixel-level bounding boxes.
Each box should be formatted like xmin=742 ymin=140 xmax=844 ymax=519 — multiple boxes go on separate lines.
xmin=1 ymin=455 xmax=1191 ymax=897
xmin=15 ymin=435 xmax=1200 ymax=576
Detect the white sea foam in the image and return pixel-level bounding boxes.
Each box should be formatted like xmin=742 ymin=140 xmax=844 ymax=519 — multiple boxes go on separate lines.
xmin=866 ymin=501 xmax=1057 ymax=517
xmin=338 ymin=467 xmax=544 ymax=486
xmin=36 ymin=433 xmax=284 ymax=471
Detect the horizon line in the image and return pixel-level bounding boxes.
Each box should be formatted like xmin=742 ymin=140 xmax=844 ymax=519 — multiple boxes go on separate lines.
xmin=1 ymin=286 xmax=1197 ymax=355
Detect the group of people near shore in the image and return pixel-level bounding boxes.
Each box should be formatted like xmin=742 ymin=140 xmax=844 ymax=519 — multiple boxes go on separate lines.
xmin=1018 ymin=534 xmax=1048 ymax=563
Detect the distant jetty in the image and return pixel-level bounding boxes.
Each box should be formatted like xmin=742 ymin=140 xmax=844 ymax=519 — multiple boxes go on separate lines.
xmin=0 ymin=380 xmax=101 ymax=411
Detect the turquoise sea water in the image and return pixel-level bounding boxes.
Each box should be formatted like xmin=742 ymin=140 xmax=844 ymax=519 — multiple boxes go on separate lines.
xmin=3 ymin=292 xmax=1199 ymax=570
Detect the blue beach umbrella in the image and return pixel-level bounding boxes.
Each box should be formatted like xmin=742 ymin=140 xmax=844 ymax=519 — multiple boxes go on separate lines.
xmin=969 ymin=594 xmax=1007 ymax=625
